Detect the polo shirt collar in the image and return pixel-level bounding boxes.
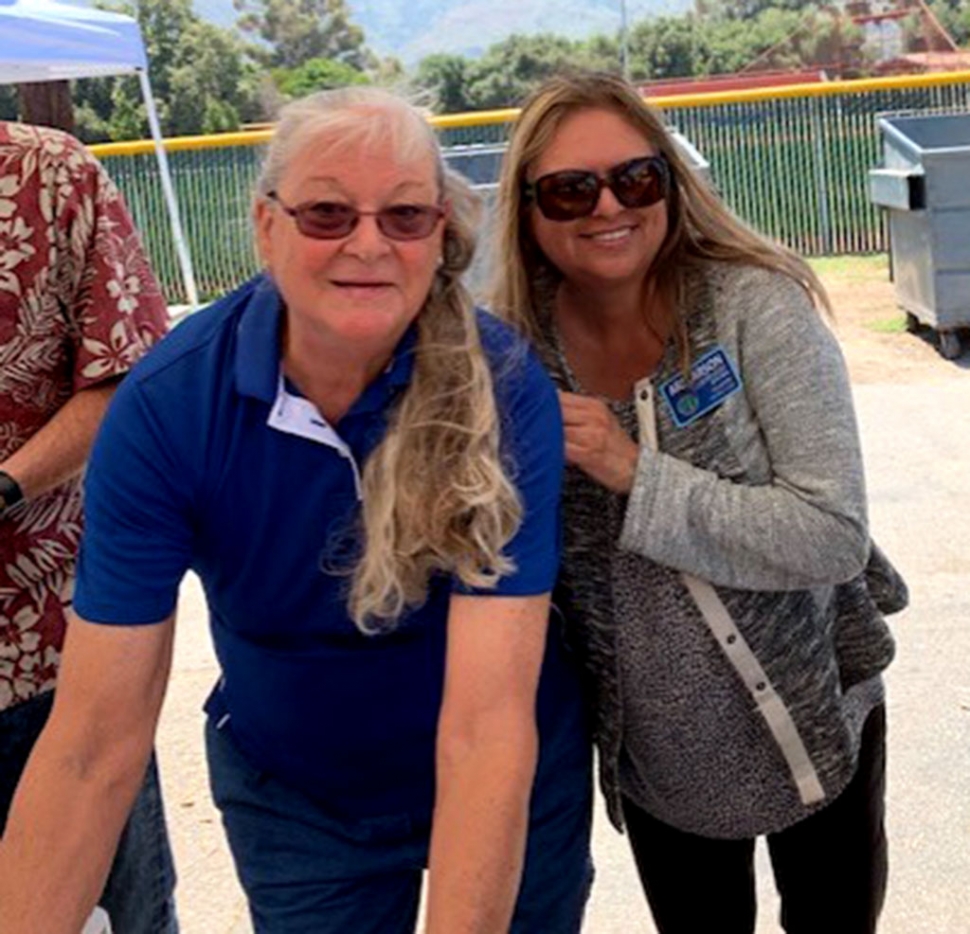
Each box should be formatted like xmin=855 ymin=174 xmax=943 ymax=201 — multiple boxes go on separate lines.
xmin=234 ymin=273 xmax=419 ymax=413
xmin=235 ymin=275 xmax=282 ymax=404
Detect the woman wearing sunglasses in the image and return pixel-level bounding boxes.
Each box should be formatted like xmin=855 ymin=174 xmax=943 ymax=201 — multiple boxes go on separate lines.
xmin=492 ymin=71 xmax=895 ymax=934
xmin=0 ymin=88 xmax=593 ymax=933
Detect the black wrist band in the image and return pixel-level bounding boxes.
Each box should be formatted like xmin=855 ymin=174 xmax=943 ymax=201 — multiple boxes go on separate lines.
xmin=0 ymin=470 xmax=24 ymax=513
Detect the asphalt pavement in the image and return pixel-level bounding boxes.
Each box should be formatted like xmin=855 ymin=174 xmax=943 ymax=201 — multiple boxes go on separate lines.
xmin=155 ymin=349 xmax=970 ymax=933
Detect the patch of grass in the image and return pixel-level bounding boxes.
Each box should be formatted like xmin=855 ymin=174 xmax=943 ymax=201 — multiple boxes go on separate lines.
xmin=867 ymin=314 xmax=907 ymax=334
xmin=808 ymin=254 xmax=889 ymax=280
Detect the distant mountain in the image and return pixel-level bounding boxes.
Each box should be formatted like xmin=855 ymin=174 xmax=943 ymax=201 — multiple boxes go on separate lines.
xmin=193 ymin=0 xmax=692 ymax=64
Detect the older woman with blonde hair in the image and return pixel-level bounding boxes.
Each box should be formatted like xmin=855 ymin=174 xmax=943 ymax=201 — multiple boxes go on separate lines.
xmin=492 ymin=70 xmax=901 ymax=934
xmin=0 ymin=87 xmax=592 ymax=934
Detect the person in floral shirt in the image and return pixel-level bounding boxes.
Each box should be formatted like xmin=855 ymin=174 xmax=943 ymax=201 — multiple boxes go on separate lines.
xmin=0 ymin=121 xmax=178 ymax=932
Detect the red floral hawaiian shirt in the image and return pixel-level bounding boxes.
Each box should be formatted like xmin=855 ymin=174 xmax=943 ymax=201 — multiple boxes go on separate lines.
xmin=0 ymin=121 xmax=168 ymax=713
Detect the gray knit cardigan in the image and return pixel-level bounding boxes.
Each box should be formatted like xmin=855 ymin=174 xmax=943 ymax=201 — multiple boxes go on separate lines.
xmin=540 ymin=261 xmax=897 ymax=837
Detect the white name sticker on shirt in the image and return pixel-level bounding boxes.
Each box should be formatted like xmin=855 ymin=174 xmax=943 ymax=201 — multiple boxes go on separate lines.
xmin=659 ymin=346 xmax=742 ymax=429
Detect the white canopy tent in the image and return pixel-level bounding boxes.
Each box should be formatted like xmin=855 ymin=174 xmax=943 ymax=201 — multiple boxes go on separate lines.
xmin=0 ymin=0 xmax=199 ymax=307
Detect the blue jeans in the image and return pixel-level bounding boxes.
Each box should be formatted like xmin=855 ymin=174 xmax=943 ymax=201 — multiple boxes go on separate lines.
xmin=0 ymin=690 xmax=179 ymax=934
xmin=207 ymin=719 xmax=592 ymax=934
xmin=206 ymin=613 xmax=594 ymax=933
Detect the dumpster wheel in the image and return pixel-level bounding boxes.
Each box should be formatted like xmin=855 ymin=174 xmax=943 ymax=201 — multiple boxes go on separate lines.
xmin=939 ymin=330 xmax=964 ymax=360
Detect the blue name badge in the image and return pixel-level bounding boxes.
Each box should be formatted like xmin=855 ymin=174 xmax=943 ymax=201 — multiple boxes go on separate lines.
xmin=659 ymin=346 xmax=742 ymax=429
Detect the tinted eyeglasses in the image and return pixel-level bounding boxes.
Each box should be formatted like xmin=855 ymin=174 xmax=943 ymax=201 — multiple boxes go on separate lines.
xmin=523 ymin=155 xmax=671 ymax=222
xmin=266 ymin=191 xmax=446 ymax=241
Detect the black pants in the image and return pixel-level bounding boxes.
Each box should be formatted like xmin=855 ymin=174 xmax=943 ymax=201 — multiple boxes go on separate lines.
xmin=622 ymin=704 xmax=887 ymax=934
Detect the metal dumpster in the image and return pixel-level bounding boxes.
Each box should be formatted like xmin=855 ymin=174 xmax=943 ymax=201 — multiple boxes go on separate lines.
xmin=869 ymin=112 xmax=970 ymax=359
xmin=443 ymin=132 xmax=712 ymax=299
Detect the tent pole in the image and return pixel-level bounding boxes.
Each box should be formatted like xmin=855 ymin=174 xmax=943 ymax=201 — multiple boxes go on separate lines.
xmin=138 ymin=68 xmax=200 ymax=310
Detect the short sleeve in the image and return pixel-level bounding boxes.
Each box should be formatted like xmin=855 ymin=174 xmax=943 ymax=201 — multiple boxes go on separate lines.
xmin=45 ymin=133 xmax=169 ymax=391
xmin=466 ymin=343 xmax=564 ymax=597
xmin=74 ymin=375 xmax=194 ymax=625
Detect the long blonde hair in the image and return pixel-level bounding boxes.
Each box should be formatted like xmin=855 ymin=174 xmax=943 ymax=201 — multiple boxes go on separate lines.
xmin=491 ymin=70 xmax=832 ymax=355
xmin=257 ymin=88 xmax=522 ymax=632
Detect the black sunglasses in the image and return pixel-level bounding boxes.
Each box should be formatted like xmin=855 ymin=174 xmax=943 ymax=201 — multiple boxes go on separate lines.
xmin=523 ymin=155 xmax=671 ymax=221
xmin=266 ymin=191 xmax=445 ymax=241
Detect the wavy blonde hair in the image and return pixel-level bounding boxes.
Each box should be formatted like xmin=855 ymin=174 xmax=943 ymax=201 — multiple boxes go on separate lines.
xmin=490 ymin=70 xmax=832 ymax=358
xmin=257 ymin=88 xmax=522 ymax=632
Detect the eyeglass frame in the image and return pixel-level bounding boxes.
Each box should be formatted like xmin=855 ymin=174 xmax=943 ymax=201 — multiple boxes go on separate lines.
xmin=264 ymin=190 xmax=447 ymax=242
xmin=521 ymin=154 xmax=672 ymax=222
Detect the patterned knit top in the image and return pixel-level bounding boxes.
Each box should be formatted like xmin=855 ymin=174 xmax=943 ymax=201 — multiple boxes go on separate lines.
xmin=538 ymin=261 xmax=894 ymax=838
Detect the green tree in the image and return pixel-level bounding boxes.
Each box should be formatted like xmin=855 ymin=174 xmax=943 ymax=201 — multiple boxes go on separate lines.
xmin=580 ymin=34 xmax=626 ymax=74
xmin=166 ymin=20 xmax=262 ymax=133
xmin=627 ymin=14 xmax=708 ymax=81
xmin=274 ymin=57 xmax=370 ymax=98
xmin=699 ymin=7 xmax=803 ymax=75
xmin=926 ymin=0 xmax=970 ymax=46
xmin=83 ymin=0 xmax=261 ymax=140
xmin=792 ymin=8 xmax=869 ymax=75
xmin=234 ymin=0 xmax=370 ymax=70
xmin=464 ymin=34 xmax=596 ymax=110
xmin=406 ymin=1 xmax=888 ymax=113
xmin=413 ymin=54 xmax=472 ymax=114
xmin=71 ymin=75 xmax=115 ymax=141
xmin=412 ymin=34 xmax=621 ymax=114
xmin=105 ymin=86 xmax=145 ymax=141
xmin=714 ymin=6 xmax=870 ymax=77
xmin=74 ymin=100 xmax=114 ymax=142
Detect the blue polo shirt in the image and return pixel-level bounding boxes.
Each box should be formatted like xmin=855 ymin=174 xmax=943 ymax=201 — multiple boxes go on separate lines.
xmin=74 ymin=274 xmax=571 ymax=825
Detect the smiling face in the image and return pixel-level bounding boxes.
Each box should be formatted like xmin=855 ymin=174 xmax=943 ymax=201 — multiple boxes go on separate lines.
xmin=254 ymin=132 xmax=446 ymax=366
xmin=527 ymin=107 xmax=669 ymax=293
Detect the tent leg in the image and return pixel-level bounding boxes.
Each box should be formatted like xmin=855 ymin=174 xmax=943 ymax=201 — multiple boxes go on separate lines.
xmin=138 ymin=69 xmax=200 ymax=310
